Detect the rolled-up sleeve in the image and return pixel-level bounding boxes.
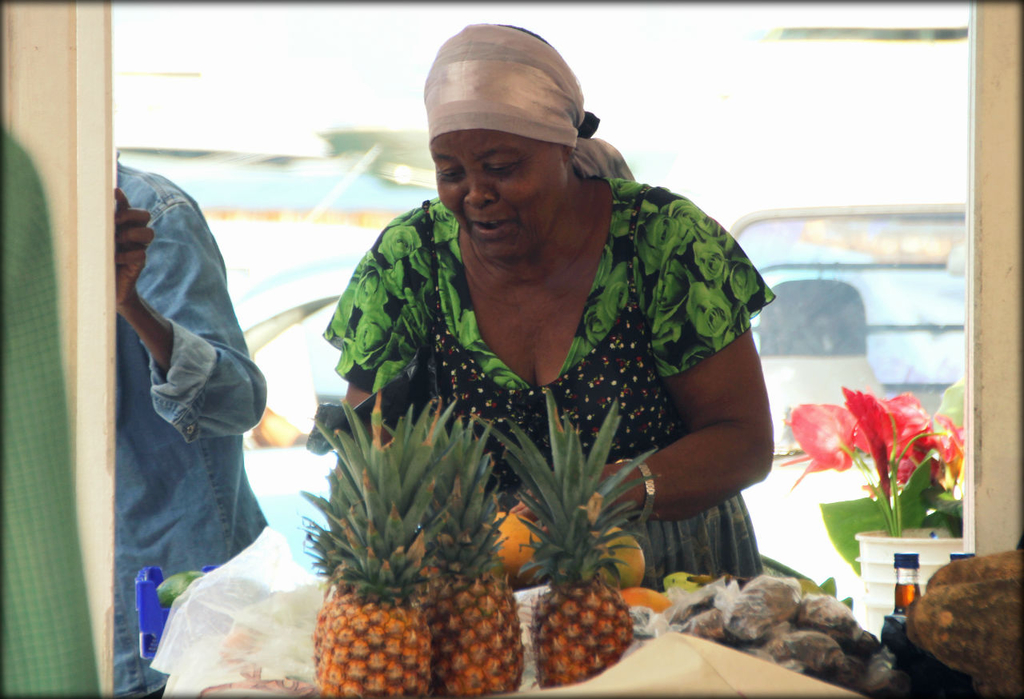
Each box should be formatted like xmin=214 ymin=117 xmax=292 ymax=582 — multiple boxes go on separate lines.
xmin=126 ymin=179 xmax=267 ymax=442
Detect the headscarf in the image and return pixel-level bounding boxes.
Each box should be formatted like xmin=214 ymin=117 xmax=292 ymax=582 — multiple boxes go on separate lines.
xmin=424 ymin=24 xmax=634 ymax=181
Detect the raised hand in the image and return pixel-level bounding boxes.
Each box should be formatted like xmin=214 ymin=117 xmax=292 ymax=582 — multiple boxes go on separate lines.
xmin=113 ymin=187 xmax=154 ymax=313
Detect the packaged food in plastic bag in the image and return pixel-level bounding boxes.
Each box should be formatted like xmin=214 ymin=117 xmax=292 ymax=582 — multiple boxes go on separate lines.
xmin=679 ymin=607 xmax=726 ymax=642
xmin=723 ymin=575 xmax=802 ymax=643
xmin=151 ymin=528 xmax=322 ymax=696
xmin=664 ymin=575 xmax=742 ymax=627
xmin=762 ymin=628 xmax=848 ymax=679
xmin=513 ymin=584 xmax=547 ymax=691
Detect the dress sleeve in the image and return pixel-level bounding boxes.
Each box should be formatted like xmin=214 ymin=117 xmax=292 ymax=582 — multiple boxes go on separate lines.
xmin=634 ymin=187 xmax=775 ymax=377
xmin=323 ymin=206 xmax=436 ymax=393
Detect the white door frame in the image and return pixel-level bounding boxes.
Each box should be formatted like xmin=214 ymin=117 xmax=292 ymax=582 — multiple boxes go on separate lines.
xmin=2 ymin=1 xmax=1020 ymax=690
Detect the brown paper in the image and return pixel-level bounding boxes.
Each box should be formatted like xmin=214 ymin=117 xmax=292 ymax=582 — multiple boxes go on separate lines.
xmin=513 ymin=632 xmax=865 ymax=697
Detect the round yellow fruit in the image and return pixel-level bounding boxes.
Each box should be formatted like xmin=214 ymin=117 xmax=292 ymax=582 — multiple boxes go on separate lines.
xmin=495 ymin=512 xmax=540 ymax=588
xmin=599 ymin=529 xmax=645 ymax=589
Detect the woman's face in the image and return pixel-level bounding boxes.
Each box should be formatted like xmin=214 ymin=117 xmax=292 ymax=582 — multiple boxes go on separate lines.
xmin=430 ymin=129 xmax=574 ymax=260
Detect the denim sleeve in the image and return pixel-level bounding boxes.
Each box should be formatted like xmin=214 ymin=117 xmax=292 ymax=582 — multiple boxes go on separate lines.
xmin=133 ymin=193 xmax=267 ymax=442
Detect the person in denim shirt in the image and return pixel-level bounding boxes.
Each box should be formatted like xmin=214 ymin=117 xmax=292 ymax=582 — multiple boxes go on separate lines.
xmin=114 ymin=161 xmax=268 ymax=697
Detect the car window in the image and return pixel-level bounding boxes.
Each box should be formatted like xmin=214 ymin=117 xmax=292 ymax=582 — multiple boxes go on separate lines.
xmin=246 ymin=301 xmax=348 ymax=449
xmin=735 ymin=207 xmax=966 ymax=451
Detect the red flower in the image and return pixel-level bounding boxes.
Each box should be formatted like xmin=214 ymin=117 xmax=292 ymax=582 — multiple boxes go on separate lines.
xmin=896 ymin=457 xmax=919 ymax=485
xmin=785 ymin=385 xmax=964 ymax=539
xmin=934 ymin=414 xmax=964 ymax=464
xmin=934 ymin=414 xmax=965 ymax=487
xmin=843 ymin=388 xmax=894 ymax=495
xmin=784 ymin=404 xmax=857 ymax=488
xmin=884 ymin=393 xmax=935 ymax=465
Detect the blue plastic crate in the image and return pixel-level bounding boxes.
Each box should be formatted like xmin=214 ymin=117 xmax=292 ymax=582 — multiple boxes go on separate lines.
xmin=135 ymin=565 xmax=217 ymax=659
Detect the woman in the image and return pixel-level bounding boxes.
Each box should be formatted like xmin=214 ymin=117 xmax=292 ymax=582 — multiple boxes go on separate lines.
xmin=324 ymin=24 xmax=775 ymax=585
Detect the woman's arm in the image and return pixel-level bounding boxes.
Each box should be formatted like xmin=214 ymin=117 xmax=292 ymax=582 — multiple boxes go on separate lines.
xmin=609 ymin=329 xmax=774 ymax=521
xmin=345 ymin=383 xmax=373 ymax=407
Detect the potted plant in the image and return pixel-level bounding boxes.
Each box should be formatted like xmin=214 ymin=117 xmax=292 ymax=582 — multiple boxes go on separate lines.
xmin=783 ymin=381 xmax=965 ymax=573
xmin=783 ymin=381 xmax=965 ymax=636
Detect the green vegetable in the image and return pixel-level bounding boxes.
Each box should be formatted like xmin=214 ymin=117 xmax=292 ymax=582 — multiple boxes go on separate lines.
xmin=156 ymin=570 xmax=205 ymax=607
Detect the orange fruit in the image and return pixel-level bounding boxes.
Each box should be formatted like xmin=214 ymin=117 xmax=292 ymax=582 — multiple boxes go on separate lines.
xmin=598 ymin=529 xmax=646 ymax=589
xmin=620 ymin=586 xmax=672 ymax=613
xmin=495 ymin=512 xmax=541 ymax=588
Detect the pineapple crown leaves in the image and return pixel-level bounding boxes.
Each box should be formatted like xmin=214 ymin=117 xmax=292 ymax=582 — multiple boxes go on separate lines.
xmin=301 ymin=396 xmax=456 ymax=598
xmin=495 ymin=392 xmax=654 ymax=583
xmin=425 ymin=415 xmax=505 ymax=577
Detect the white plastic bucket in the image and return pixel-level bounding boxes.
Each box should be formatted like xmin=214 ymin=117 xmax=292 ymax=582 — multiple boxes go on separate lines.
xmin=854 ymin=528 xmax=964 ymax=638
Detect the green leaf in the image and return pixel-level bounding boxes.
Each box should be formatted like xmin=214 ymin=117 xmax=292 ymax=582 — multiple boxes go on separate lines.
xmin=921 ymin=510 xmax=962 ymax=537
xmin=895 ymin=461 xmax=933 ymax=527
xmin=921 ymin=486 xmax=963 ymax=517
xmin=821 ymin=462 xmax=935 ymax=575
xmin=820 ymin=577 xmax=837 ymax=597
xmin=935 ymin=377 xmax=965 ymax=427
xmin=820 ymin=497 xmax=888 ymax=576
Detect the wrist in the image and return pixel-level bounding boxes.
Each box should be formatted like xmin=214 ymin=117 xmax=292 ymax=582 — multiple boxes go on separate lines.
xmin=612 ymin=458 xmax=656 ymax=521
xmin=636 ymin=461 xmax=655 ymax=522
xmin=116 ymin=288 xmax=144 ymax=318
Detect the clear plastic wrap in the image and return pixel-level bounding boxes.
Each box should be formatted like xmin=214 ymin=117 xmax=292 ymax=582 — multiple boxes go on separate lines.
xmin=150 ymin=528 xmax=322 ymax=696
xmin=796 ymin=593 xmax=860 ymax=645
xmin=858 ymin=647 xmax=912 ymax=697
xmin=723 ymin=575 xmax=802 ymax=643
xmin=678 ymin=607 xmax=726 ymax=642
xmin=762 ymin=629 xmax=848 ymax=678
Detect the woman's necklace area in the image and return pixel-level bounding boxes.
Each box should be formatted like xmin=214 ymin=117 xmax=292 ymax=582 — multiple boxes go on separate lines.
xmin=465 ymin=190 xmax=609 ymax=288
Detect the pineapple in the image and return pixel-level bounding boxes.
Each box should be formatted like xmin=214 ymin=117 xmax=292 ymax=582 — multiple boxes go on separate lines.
xmin=495 ymin=392 xmax=653 ymax=688
xmin=418 ymin=415 xmax=524 ymax=696
xmin=303 ymin=395 xmax=452 ymax=697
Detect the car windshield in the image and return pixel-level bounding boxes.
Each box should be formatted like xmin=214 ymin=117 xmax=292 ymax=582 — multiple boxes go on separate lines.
xmin=734 ymin=207 xmax=965 ymax=454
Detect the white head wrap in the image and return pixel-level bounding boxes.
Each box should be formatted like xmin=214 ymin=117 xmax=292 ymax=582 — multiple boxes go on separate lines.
xmin=424 ymin=24 xmax=634 ymax=181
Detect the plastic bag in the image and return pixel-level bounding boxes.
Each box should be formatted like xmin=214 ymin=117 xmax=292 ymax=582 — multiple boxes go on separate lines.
xmin=151 ymin=528 xmax=322 ymax=696
xmin=723 ymin=575 xmax=802 ymax=643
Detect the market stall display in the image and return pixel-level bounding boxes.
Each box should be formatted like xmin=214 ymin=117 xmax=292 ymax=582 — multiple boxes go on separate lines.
xmin=147 ymin=531 xmax=867 ymax=697
xmin=140 ymin=394 xmax=1021 ymax=698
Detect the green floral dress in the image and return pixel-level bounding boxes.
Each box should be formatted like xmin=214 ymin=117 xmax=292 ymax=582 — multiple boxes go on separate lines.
xmin=325 ymin=178 xmax=775 ymax=583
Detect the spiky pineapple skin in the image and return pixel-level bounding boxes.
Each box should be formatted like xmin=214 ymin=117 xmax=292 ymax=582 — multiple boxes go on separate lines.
xmin=314 ymin=586 xmax=431 ymax=697
xmin=421 ymin=571 xmax=523 ymax=696
xmin=533 ymin=577 xmax=633 ymax=687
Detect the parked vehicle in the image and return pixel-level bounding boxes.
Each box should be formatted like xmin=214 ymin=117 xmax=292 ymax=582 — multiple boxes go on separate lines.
xmin=733 ymin=204 xmax=966 ymax=453
xmin=234 ymin=254 xmax=361 ymax=571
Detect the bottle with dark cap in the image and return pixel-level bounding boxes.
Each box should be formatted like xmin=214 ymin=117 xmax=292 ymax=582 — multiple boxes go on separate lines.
xmin=893 ymin=552 xmax=921 ymax=615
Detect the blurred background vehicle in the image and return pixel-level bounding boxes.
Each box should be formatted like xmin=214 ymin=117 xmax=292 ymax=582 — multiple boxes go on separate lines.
xmin=737 ymin=204 xmax=966 ymax=453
